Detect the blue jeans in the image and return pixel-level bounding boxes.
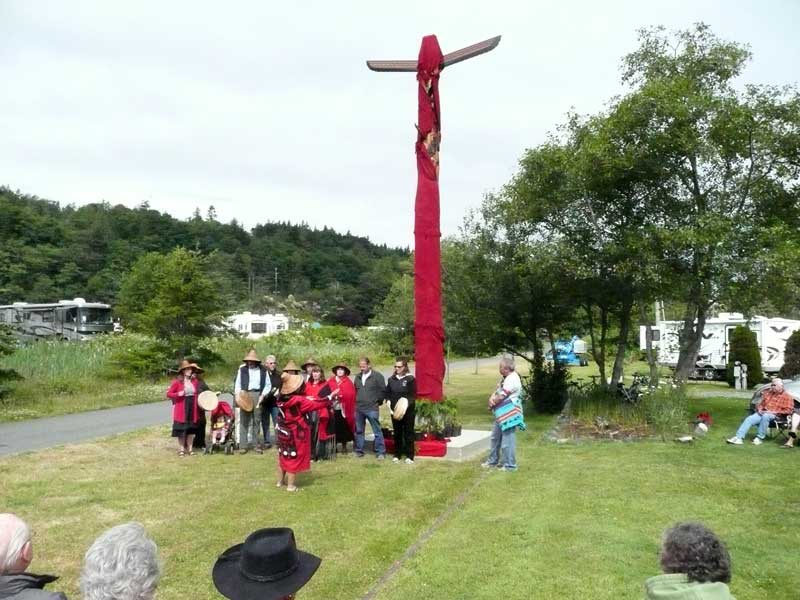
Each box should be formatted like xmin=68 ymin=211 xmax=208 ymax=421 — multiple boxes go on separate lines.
xmin=261 ymin=406 xmax=278 ymax=445
xmin=486 ymin=421 xmax=517 ymax=469
xmin=355 ymin=408 xmax=385 ymax=456
xmin=736 ymin=412 xmax=777 ymax=440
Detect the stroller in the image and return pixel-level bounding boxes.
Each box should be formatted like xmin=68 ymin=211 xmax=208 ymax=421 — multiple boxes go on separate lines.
xmin=205 ymin=395 xmax=235 ymax=455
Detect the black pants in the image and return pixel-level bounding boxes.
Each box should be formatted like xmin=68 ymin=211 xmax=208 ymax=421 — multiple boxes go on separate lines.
xmin=391 ymin=404 xmax=416 ymax=460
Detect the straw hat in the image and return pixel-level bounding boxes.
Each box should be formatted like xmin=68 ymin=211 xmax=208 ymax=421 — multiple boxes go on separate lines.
xmin=280 ymin=372 xmax=304 ymax=396
xmin=198 ymin=390 xmax=219 ymax=412
xmin=301 ymin=357 xmax=319 ymax=370
xmin=242 ymin=349 xmax=260 ymax=363
xmin=236 ymin=391 xmax=254 ymax=413
xmin=177 ymin=359 xmax=204 ymax=374
xmin=282 ymin=360 xmax=301 ymax=374
xmin=212 ymin=528 xmax=321 ymax=600
xmin=392 ymin=397 xmax=409 ymax=420
xmin=331 ymin=362 xmax=351 ymax=376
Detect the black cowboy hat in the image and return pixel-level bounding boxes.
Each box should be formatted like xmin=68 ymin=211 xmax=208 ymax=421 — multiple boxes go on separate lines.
xmin=212 ymin=528 xmax=321 ymax=600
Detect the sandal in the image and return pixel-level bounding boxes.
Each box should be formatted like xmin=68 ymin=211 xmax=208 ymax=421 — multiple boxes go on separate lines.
xmin=286 ymin=485 xmax=298 ymax=492
xmin=178 ymin=449 xmax=185 ymax=457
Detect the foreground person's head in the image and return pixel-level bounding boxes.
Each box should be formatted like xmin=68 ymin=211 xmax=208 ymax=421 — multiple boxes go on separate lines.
xmin=81 ymin=522 xmax=161 ymax=600
xmin=660 ymin=522 xmax=731 ymax=584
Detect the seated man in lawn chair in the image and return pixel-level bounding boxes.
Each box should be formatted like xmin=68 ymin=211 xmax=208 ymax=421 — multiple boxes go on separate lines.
xmin=727 ymin=378 xmax=794 ymax=445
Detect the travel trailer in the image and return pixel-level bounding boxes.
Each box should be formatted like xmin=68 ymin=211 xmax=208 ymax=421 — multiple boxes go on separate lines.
xmin=0 ymin=298 xmax=114 ymax=342
xmin=640 ymin=313 xmax=800 ymax=380
xmin=226 ymin=312 xmax=289 ymax=339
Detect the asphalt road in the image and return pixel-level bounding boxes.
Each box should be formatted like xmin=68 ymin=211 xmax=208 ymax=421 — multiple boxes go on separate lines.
xmin=0 ymin=356 xmax=501 ymax=457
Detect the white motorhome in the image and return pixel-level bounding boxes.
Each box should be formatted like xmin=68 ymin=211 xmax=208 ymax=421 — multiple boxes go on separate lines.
xmin=0 ymin=298 xmax=114 ymax=342
xmin=226 ymin=312 xmax=289 ymax=339
xmin=640 ymin=312 xmax=800 ymax=380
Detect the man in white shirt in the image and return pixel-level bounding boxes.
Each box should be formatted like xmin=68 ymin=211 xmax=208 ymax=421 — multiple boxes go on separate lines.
xmin=234 ymin=350 xmax=269 ymax=454
xmin=482 ymin=356 xmax=523 ymax=471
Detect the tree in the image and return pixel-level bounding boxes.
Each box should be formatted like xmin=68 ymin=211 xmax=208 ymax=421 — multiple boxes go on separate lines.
xmin=116 ymin=248 xmax=228 ymax=357
xmin=371 ymin=273 xmax=414 ymax=357
xmin=0 ymin=324 xmax=22 ymax=401
xmin=779 ymin=330 xmax=800 ymax=379
xmin=616 ymin=24 xmax=800 ymax=380
xmin=725 ymin=325 xmax=763 ymax=388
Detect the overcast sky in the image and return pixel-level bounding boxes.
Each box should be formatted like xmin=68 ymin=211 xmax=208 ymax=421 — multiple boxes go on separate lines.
xmin=2 ymin=1 xmax=798 ymax=248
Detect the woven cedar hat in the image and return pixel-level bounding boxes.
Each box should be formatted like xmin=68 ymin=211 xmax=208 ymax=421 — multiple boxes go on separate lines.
xmin=301 ymin=357 xmax=319 ymax=370
xmin=242 ymin=349 xmax=260 ymax=363
xmin=280 ymin=372 xmax=304 ymax=396
xmin=282 ymin=360 xmax=301 ymax=374
xmin=212 ymin=527 xmax=321 ymax=600
xmin=177 ymin=359 xmax=204 ymax=374
xmin=331 ymin=362 xmax=351 ymax=376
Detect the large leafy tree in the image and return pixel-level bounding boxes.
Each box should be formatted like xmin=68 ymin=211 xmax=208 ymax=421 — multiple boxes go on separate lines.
xmin=616 ymin=24 xmax=800 ymax=380
xmin=116 ymin=248 xmax=228 ymax=356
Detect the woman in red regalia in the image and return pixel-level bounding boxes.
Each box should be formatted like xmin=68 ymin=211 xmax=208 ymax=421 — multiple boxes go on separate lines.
xmin=166 ymin=359 xmax=207 ymax=456
xmin=275 ymin=372 xmax=330 ymax=492
xmin=327 ymin=362 xmax=356 ymax=453
xmin=305 ymin=365 xmax=335 ymax=460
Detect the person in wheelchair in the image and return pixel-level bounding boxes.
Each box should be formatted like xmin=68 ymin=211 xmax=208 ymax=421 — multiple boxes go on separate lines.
xmin=727 ymin=378 xmax=794 ymax=445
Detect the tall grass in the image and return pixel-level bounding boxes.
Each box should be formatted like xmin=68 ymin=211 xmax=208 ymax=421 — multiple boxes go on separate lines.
xmin=567 ymin=384 xmax=690 ymax=439
xmin=0 ymin=327 xmax=394 ymax=421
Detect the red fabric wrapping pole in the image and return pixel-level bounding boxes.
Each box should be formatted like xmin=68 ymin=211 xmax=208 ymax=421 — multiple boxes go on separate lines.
xmin=414 ymin=35 xmax=445 ymax=401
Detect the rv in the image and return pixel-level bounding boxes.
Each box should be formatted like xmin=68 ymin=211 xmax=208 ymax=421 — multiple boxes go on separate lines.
xmin=226 ymin=312 xmax=289 ymax=339
xmin=0 ymin=298 xmax=114 ymax=342
xmin=640 ymin=312 xmax=800 ymax=380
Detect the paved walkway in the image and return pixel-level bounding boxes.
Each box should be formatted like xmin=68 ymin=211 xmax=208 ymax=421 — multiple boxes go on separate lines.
xmin=0 ymin=357 xmax=501 ymax=457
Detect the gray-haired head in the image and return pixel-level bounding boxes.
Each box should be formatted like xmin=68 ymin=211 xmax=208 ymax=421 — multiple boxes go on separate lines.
xmin=499 ymin=356 xmax=516 ymax=371
xmin=81 ymin=522 xmax=161 ymax=600
xmin=0 ymin=513 xmax=32 ymax=574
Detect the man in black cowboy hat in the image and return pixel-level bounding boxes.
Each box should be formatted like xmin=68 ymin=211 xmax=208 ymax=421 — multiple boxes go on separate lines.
xmin=213 ymin=528 xmax=320 ymax=600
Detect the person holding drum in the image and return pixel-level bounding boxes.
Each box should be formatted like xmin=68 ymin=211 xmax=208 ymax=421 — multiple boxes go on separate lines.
xmin=166 ymin=359 xmax=207 ymax=457
xmin=482 ymin=356 xmax=524 ymax=471
xmin=234 ymin=349 xmax=269 ymax=454
xmin=385 ymin=357 xmax=416 ymax=464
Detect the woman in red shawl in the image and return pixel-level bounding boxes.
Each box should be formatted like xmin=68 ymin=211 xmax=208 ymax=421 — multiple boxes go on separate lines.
xmin=166 ymin=359 xmax=207 ymax=456
xmin=327 ymin=362 xmax=356 ymax=453
xmin=304 ymin=365 xmax=334 ymax=460
xmin=275 ymin=372 xmax=330 ymax=492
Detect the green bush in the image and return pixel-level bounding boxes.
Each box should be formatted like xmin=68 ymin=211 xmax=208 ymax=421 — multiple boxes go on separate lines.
xmin=525 ymin=360 xmax=570 ymax=414
xmin=725 ymin=325 xmax=763 ymax=388
xmin=778 ymin=330 xmax=800 ymax=378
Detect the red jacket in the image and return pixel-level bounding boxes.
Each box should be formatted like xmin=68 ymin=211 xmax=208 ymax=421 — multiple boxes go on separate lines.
xmin=166 ymin=377 xmax=203 ymax=424
xmin=327 ymin=375 xmax=356 ymax=433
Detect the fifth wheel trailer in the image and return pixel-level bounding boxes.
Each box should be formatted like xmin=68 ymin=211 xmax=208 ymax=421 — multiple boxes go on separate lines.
xmin=639 ymin=313 xmax=800 ymax=380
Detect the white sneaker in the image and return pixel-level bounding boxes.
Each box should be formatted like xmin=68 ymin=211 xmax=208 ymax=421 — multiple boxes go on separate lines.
xmin=726 ymin=437 xmax=743 ymax=445
xmin=392 ymin=457 xmax=400 ymax=463
xmin=480 ymin=461 xmax=497 ymax=469
xmin=405 ymin=458 xmax=414 ymax=464
xmin=752 ymin=437 xmax=763 ymax=446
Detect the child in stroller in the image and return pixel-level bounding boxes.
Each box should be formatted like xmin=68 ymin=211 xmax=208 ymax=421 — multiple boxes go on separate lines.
xmin=207 ymin=400 xmax=234 ymax=454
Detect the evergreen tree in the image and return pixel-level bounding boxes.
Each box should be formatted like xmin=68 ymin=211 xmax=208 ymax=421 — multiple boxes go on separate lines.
xmin=725 ymin=326 xmax=763 ymax=388
xmin=778 ymin=330 xmax=800 ymax=379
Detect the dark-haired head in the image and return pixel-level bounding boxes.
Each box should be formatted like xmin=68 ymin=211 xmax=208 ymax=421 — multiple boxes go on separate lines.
xmin=660 ymin=522 xmax=731 ymax=584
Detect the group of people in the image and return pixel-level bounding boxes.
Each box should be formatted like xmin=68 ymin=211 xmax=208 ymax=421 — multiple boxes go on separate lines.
xmin=0 ymin=513 xmax=319 ymax=599
xmin=1 ymin=512 xmax=737 ymax=599
xmin=165 ymin=352 xmax=418 ymax=491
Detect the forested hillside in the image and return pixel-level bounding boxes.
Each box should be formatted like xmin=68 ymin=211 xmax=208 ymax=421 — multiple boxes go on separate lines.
xmin=0 ymin=187 xmax=409 ymax=325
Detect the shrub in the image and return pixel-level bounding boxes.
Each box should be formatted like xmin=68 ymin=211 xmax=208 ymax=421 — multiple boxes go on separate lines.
xmin=725 ymin=325 xmax=763 ymax=388
xmin=525 ymin=359 xmax=570 ymax=414
xmin=640 ymin=386 xmax=689 ymax=441
xmin=778 ymin=330 xmax=800 ymax=378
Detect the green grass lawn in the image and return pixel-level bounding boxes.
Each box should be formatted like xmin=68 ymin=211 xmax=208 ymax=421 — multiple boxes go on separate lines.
xmin=2 ymin=367 xmax=796 ymax=599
